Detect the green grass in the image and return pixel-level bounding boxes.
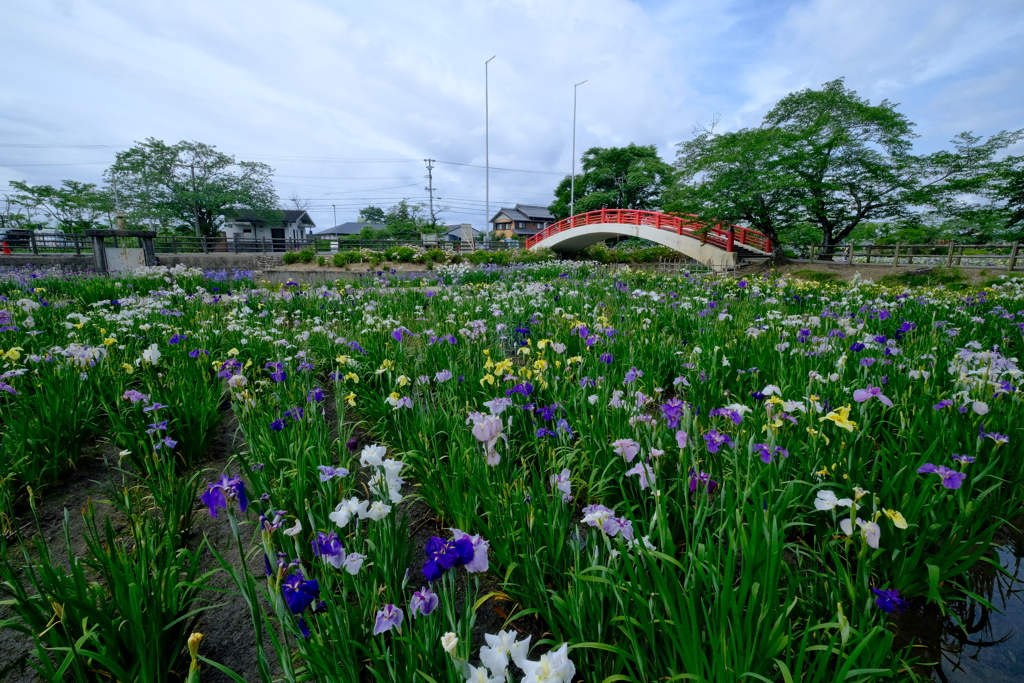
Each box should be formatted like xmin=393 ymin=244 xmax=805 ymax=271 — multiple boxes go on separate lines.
xmin=790 ymin=269 xmax=841 ymax=283
xmin=877 ymin=266 xmax=967 ymax=288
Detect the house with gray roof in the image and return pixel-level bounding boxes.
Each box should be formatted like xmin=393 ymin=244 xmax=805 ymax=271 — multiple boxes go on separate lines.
xmin=221 ymin=209 xmax=315 ymax=250
xmin=315 ymin=222 xmax=385 ymax=236
xmin=489 ymin=204 xmax=555 ymax=239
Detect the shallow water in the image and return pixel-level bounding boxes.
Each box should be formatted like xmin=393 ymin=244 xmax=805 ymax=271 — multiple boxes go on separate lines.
xmin=931 ymin=545 xmax=1024 ymax=682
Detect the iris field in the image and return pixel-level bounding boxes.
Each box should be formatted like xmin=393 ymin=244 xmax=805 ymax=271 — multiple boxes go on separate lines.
xmin=0 ymin=261 xmax=1021 ymax=683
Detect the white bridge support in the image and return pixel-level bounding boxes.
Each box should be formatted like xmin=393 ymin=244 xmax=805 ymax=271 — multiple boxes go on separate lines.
xmin=530 ymin=223 xmax=740 ymax=269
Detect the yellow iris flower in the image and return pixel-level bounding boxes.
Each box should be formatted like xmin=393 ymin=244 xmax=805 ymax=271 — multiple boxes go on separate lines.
xmin=820 ymin=405 xmax=857 ymax=432
xmin=344 ymin=392 xmax=357 ymax=406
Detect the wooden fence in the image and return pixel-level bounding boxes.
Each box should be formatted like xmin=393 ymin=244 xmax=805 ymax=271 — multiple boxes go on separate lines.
xmin=0 ymin=233 xmax=521 ymax=256
xmin=806 ymin=242 xmax=1021 ymax=271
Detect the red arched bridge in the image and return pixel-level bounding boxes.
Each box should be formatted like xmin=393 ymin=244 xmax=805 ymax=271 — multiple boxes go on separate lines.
xmin=525 ymin=209 xmax=772 ymax=268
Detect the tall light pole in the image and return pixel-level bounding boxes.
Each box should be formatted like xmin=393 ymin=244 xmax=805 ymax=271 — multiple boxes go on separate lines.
xmin=332 ymin=204 xmax=337 ymax=227
xmin=570 ymin=79 xmax=587 ymax=218
xmin=485 ymin=55 xmax=496 ymax=236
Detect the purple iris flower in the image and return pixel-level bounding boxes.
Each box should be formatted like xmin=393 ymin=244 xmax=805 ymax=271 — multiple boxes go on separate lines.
xmin=346 ymin=437 xmax=359 ymax=452
xmin=536 ymin=427 xmax=556 ymax=438
xmin=281 ymin=571 xmax=321 ymax=614
xmin=853 ymin=386 xmax=893 ymax=407
xmin=307 ymin=387 xmax=325 ymax=403
xmin=373 ymin=604 xmax=404 ymax=635
xmin=317 ymin=465 xmax=349 ymax=482
xmin=933 ymin=399 xmax=953 ymax=410
xmin=422 ymin=536 xmax=474 ymax=582
xmin=146 ymin=420 xmax=169 ymax=434
xmin=506 ymin=382 xmax=534 ymax=398
xmin=270 ymin=419 xmax=286 ymax=432
xmin=555 ymin=419 xmax=573 ymax=438
xmin=391 ymin=327 xmax=412 ymax=342
xmin=122 ymin=389 xmax=149 ymax=403
xmin=979 ymin=426 xmax=1010 ymax=445
xmin=871 ymin=588 xmax=908 ymax=614
xmin=409 ymin=587 xmax=439 ymax=618
xmin=188 ymin=349 xmax=209 ymax=357
xmin=297 ymin=618 xmax=311 ymax=639
xmin=599 ymin=353 xmax=614 ymax=364
xmin=951 ymin=453 xmax=975 ymax=464
xmin=623 ymin=366 xmax=643 ymax=384
xmin=312 ymin=531 xmax=345 ymax=568
xmin=703 ymin=430 xmax=733 ymax=453
xmin=142 ymin=402 xmax=167 ymax=413
xmin=860 ymin=357 xmax=876 ymax=367
xmin=661 ymin=398 xmax=685 ymax=428
xmin=709 ymin=407 xmax=743 ymax=425
xmin=753 ymin=443 xmax=789 ymax=464
xmin=168 ymin=334 xmax=186 ymax=345
xmin=200 ymin=475 xmax=249 ymax=518
xmin=689 ymin=469 xmax=719 ymax=493
xmin=850 ymin=342 xmax=866 ymax=352
xmin=917 ymin=463 xmax=966 ymax=489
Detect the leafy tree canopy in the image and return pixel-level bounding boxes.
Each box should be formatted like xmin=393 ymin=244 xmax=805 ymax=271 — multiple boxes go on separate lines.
xmin=357 ymin=205 xmax=386 ymax=224
xmin=106 ymin=138 xmax=279 ymax=236
xmin=667 ymin=79 xmax=1022 ymax=254
xmin=549 ymin=144 xmax=675 ymax=220
xmin=6 ymin=180 xmax=112 ymax=232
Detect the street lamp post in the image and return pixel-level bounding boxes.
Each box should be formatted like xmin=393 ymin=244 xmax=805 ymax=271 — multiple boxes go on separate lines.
xmin=485 ymin=56 xmax=496 ymax=238
xmin=332 ymin=204 xmax=337 ymax=228
xmin=570 ymin=80 xmax=587 ymax=218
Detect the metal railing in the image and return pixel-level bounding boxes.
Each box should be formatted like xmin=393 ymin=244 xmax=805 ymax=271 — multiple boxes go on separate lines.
xmin=805 ymin=242 xmax=1021 ymax=270
xmin=525 ymin=209 xmax=772 ymax=254
xmin=0 ymin=233 xmax=523 ymax=256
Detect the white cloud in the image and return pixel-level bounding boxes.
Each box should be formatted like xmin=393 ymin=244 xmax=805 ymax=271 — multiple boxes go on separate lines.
xmin=1 ymin=0 xmax=1020 ymax=228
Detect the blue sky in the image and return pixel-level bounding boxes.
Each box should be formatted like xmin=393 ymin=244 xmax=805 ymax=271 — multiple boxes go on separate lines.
xmin=1 ymin=0 xmax=1021 ymax=231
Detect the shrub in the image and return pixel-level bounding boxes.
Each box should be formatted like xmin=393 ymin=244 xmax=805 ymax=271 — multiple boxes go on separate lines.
xmin=297 ymin=248 xmax=316 ymax=264
xmin=317 ymin=256 xmax=326 ymax=267
xmin=281 ymin=251 xmax=300 ymax=265
xmin=332 ymin=251 xmax=360 ymax=267
xmin=424 ymin=248 xmax=448 ymax=264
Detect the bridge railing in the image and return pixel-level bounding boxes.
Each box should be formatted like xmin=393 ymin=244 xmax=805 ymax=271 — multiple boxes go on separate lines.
xmin=526 ymin=209 xmax=772 ymax=254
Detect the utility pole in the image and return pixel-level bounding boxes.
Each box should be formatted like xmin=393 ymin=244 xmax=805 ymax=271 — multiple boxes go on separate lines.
xmin=571 ymin=79 xmax=587 ymax=217
xmin=424 ymin=158 xmax=437 ymax=225
xmin=189 ymin=163 xmax=200 ymax=239
xmin=485 ymin=55 xmax=496 ymax=236
xmin=332 ymin=204 xmax=337 ymax=227
xmin=111 ymin=174 xmax=125 ymax=231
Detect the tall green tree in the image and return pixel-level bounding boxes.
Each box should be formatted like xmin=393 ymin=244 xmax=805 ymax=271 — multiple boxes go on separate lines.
xmin=357 ymin=205 xmax=386 ymax=224
xmin=669 ymin=79 xmax=1021 ymax=258
xmin=106 ymin=138 xmax=278 ymax=236
xmin=7 ymin=180 xmax=112 ymax=233
xmin=549 ymin=144 xmax=674 ymax=220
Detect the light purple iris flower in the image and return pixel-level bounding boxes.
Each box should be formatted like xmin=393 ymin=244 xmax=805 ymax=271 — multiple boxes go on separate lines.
xmin=550 ymin=468 xmax=572 ymax=502
xmin=373 ymin=604 xmax=404 ymax=635
xmin=853 ymin=386 xmax=893 ymax=407
xmin=675 ymin=430 xmax=688 ymax=449
xmin=625 ymin=461 xmax=655 ymax=490
xmin=612 ymin=438 xmax=641 ymax=463
xmin=318 ymin=465 xmax=349 ymax=482
xmin=917 ymin=463 xmax=966 ymax=489
xmin=409 ymin=587 xmax=439 ymax=618
xmin=451 ymin=528 xmax=489 ymax=573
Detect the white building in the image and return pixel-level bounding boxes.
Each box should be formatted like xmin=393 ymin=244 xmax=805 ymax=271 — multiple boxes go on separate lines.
xmin=221 ymin=210 xmax=315 ymax=247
